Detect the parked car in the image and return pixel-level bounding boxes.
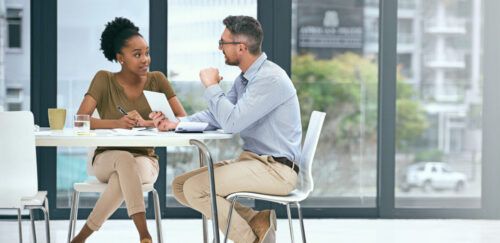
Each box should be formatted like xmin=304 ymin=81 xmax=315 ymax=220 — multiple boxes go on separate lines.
xmin=400 ymin=162 xmax=467 ymax=192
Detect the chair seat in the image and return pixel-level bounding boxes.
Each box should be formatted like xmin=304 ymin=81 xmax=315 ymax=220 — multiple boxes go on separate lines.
xmin=226 ymin=189 xmax=309 ymax=205
xmin=74 ymin=179 xmax=154 ymax=193
xmin=21 ymin=191 xmax=48 ymax=207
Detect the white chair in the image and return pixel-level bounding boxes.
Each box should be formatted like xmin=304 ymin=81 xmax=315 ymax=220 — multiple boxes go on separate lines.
xmin=0 ymin=111 xmax=51 ymax=243
xmin=224 ymin=111 xmax=326 ymax=243
xmin=67 ymin=111 xmax=163 ymax=243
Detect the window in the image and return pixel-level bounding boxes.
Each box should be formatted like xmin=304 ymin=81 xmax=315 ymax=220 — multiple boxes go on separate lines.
xmin=7 ymin=8 xmax=22 ymax=49
xmin=56 ymin=0 xmax=149 ymax=208
xmin=395 ymin=0 xmax=482 ymax=208
xmin=166 ymin=0 xmax=258 ymax=208
xmin=291 ymin=0 xmax=378 ymax=207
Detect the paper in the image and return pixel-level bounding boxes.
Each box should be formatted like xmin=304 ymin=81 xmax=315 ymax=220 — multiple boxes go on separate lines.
xmin=175 ymin=122 xmax=208 ymax=133
xmin=112 ymin=128 xmax=158 ymax=136
xmin=143 ymin=90 xmax=179 ymax=122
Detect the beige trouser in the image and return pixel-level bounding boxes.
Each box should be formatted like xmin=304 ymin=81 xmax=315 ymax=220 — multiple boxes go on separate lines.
xmin=86 ymin=150 xmax=159 ymax=231
xmin=172 ymin=151 xmax=298 ymax=243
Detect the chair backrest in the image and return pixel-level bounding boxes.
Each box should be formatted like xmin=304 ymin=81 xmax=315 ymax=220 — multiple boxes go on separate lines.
xmin=297 ymin=111 xmax=326 ymax=195
xmin=0 ymin=111 xmax=38 ymax=208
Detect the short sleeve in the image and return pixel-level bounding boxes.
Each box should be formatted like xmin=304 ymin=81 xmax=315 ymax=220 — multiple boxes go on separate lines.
xmin=85 ymin=70 xmax=109 ymax=104
xmin=153 ymin=72 xmax=176 ymax=99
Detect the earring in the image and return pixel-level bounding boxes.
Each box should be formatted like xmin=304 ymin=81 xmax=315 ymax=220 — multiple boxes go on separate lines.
xmin=120 ymin=61 xmax=124 ymax=64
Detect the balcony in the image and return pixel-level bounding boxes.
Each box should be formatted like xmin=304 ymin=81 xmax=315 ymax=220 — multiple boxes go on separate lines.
xmin=399 ymin=0 xmax=416 ymax=10
xmin=425 ymin=17 xmax=466 ymax=34
xmin=424 ymin=51 xmax=466 ymax=69
xmin=364 ymin=33 xmax=415 ymax=53
xmin=365 ymin=0 xmax=378 ymax=8
xmin=5 ymin=84 xmax=24 ymax=111
xmin=436 ymin=80 xmax=466 ymax=103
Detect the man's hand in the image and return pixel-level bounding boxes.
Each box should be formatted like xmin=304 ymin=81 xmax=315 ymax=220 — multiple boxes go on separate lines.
xmin=157 ymin=119 xmax=179 ymax=131
xmin=149 ymin=111 xmax=179 ymax=131
xmin=199 ymin=68 xmax=223 ymax=88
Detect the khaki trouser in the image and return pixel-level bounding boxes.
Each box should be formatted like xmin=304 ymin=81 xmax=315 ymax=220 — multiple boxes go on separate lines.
xmin=86 ymin=150 xmax=159 ymax=231
xmin=172 ymin=151 xmax=298 ymax=243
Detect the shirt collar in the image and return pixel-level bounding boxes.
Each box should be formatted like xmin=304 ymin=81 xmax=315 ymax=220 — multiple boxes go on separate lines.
xmin=242 ymin=52 xmax=267 ymax=83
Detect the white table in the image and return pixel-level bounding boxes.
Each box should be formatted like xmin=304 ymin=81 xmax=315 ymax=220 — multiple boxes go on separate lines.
xmin=35 ymin=128 xmax=232 ymax=243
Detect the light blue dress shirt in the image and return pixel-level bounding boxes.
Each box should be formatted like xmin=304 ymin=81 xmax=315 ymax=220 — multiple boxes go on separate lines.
xmin=186 ymin=53 xmax=302 ymax=163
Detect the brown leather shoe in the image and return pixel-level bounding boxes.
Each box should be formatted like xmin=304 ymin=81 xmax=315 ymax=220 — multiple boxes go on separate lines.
xmin=249 ymin=210 xmax=277 ymax=243
xmin=140 ymin=238 xmax=152 ymax=243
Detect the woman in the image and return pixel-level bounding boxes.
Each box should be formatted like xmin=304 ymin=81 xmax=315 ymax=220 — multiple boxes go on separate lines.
xmin=71 ymin=17 xmax=186 ymax=243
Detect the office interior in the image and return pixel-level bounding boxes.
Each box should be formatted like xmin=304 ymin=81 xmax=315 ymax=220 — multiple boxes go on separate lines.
xmin=1 ymin=0 xmax=500 ymax=242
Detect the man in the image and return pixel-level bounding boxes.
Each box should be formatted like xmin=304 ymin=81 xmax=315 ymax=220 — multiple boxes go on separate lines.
xmin=151 ymin=15 xmax=302 ymax=243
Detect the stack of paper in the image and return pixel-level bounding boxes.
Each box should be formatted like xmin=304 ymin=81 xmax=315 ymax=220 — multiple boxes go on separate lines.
xmin=175 ymin=122 xmax=208 ymax=133
xmin=112 ymin=127 xmax=158 ymax=136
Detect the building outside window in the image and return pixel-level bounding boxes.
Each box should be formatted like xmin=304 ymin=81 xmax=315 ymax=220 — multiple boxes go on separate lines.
xmin=6 ymin=8 xmax=21 ymax=49
xmin=1 ymin=0 xmax=30 ymax=112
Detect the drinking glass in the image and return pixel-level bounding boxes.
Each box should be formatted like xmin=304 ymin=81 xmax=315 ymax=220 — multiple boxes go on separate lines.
xmin=74 ymin=114 xmax=90 ymax=135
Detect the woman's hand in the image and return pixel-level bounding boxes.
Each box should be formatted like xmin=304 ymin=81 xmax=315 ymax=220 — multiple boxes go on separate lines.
xmin=149 ymin=111 xmax=178 ymax=131
xmin=115 ymin=115 xmax=136 ymax=129
xmin=127 ymin=110 xmax=151 ymax=127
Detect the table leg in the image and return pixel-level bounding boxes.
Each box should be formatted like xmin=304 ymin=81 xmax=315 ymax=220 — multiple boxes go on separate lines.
xmin=190 ymin=139 xmax=220 ymax=243
xmin=197 ymin=144 xmax=209 ymax=243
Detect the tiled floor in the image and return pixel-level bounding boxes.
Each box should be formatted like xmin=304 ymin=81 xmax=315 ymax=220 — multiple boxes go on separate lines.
xmin=1 ymin=218 xmax=500 ymax=243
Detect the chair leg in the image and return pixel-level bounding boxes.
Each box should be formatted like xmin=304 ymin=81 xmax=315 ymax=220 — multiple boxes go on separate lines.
xmin=202 ymin=215 xmax=208 ymax=243
xmin=42 ymin=197 xmax=51 ymax=243
xmin=29 ymin=209 xmax=37 ymax=243
xmin=73 ymin=192 xmax=80 ymax=239
xmin=296 ymin=202 xmax=306 ymax=243
xmin=223 ymin=196 xmax=238 ymax=243
xmin=17 ymin=208 xmax=23 ymax=243
xmin=152 ymin=189 xmax=163 ymax=243
xmin=67 ymin=191 xmax=79 ymax=243
xmin=286 ymin=203 xmax=295 ymax=243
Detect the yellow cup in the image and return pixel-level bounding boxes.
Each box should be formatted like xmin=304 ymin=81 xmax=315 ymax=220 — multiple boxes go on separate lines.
xmin=48 ymin=108 xmax=66 ymax=130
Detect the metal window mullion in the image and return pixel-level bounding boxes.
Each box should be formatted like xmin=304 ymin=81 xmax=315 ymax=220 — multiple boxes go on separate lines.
xmin=376 ymin=0 xmax=398 ymax=218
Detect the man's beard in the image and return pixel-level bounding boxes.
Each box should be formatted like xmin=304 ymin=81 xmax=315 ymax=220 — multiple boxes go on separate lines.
xmin=223 ymin=51 xmax=239 ymax=66
xmin=225 ymin=59 xmax=239 ymax=66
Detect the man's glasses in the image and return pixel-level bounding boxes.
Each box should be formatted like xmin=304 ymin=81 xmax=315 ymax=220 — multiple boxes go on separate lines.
xmin=218 ymin=40 xmax=243 ymax=48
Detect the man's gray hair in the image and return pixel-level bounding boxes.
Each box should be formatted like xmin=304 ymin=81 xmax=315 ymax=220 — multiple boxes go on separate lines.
xmin=223 ymin=15 xmax=263 ymax=55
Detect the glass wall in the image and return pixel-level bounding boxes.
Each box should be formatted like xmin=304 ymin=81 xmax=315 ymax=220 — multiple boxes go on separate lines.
xmin=56 ymin=0 xmax=149 ymax=208
xmin=25 ymin=0 xmax=498 ymax=219
xmin=291 ymin=0 xmax=379 ymax=207
xmin=165 ymin=0 xmax=257 ymax=207
xmin=395 ymin=0 xmax=482 ymax=208
xmin=1 ymin=0 xmax=30 ymax=112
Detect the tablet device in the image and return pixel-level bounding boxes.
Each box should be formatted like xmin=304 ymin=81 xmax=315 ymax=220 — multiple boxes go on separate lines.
xmin=143 ymin=90 xmax=179 ymax=122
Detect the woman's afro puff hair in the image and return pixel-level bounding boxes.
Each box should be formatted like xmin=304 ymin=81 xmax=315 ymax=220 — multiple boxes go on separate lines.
xmin=100 ymin=17 xmax=141 ymax=62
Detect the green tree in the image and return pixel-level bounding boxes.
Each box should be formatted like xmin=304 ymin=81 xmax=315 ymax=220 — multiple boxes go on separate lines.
xmin=292 ymin=53 xmax=427 ymax=194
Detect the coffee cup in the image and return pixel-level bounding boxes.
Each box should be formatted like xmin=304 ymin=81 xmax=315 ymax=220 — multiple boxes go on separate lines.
xmin=48 ymin=108 xmax=66 ymax=130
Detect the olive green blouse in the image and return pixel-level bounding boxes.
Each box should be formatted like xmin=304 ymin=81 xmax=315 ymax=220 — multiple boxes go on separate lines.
xmin=86 ymin=70 xmax=176 ymax=159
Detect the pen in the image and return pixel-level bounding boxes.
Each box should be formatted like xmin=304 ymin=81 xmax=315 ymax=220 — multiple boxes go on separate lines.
xmin=117 ymin=106 xmax=128 ymax=116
